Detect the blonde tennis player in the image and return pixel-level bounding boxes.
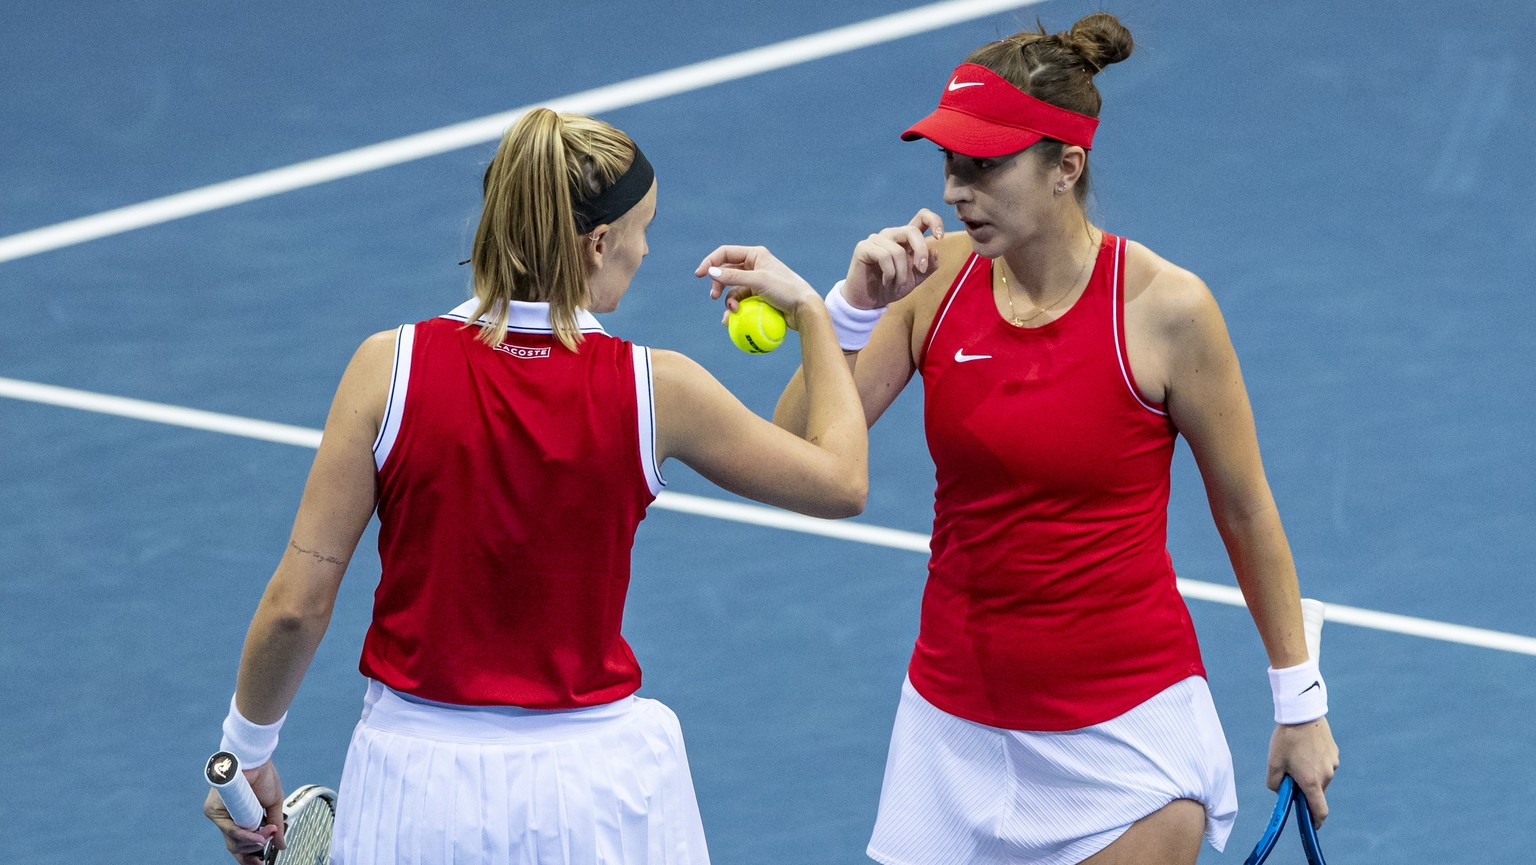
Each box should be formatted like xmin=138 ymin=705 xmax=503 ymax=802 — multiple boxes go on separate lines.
xmin=202 ymin=108 xmax=867 ymax=865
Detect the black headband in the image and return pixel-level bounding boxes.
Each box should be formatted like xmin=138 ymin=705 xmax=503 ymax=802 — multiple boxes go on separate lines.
xmin=572 ymin=146 xmax=653 ymax=234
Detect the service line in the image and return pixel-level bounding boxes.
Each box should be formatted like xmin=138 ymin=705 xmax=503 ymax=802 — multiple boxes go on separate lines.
xmin=4 ymin=374 xmax=1534 ymax=659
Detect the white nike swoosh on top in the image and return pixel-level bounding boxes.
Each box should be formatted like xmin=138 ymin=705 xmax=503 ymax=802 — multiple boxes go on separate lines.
xmin=954 ymin=349 xmax=991 ymax=363
xmin=947 ymin=79 xmax=984 ymax=91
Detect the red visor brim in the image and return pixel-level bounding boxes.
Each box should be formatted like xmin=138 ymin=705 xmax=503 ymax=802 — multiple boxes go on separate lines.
xmin=901 ymin=108 xmax=1047 ymax=158
xmin=900 ymin=63 xmax=1097 ymax=156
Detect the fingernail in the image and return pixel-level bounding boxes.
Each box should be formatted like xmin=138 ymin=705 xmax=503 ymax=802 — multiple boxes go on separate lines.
xmin=708 ymin=267 xmax=722 ymax=278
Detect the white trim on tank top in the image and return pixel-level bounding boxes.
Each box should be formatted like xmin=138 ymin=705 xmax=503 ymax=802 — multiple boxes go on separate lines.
xmin=632 ymin=345 xmax=666 ymax=496
xmin=1109 ymin=237 xmax=1168 ymax=417
xmin=926 ymin=254 xmax=984 ymax=356
xmin=372 ymin=323 xmax=415 ymax=469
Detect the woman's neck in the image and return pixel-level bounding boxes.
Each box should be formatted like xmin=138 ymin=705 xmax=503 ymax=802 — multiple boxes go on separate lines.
xmin=997 ymin=216 xmax=1100 ymax=306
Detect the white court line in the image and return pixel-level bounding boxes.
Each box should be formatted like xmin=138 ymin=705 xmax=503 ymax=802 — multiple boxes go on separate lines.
xmin=1172 ymin=580 xmax=1536 ymax=657
xmin=5 ymin=373 xmax=1535 ymax=658
xmin=0 ymin=0 xmax=1044 ymax=264
xmin=0 ymin=376 xmax=322 ymax=448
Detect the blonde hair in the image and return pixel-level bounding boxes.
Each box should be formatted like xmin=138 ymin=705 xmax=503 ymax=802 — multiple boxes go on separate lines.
xmin=468 ymin=109 xmax=639 ymax=351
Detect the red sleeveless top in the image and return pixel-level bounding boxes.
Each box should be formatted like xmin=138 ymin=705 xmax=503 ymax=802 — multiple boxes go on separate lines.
xmin=910 ymin=233 xmax=1205 ymax=731
xmin=361 ymin=301 xmax=660 ymax=708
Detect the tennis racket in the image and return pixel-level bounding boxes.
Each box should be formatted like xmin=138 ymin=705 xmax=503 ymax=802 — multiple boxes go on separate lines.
xmin=1242 ymin=597 xmax=1329 ymax=865
xmin=206 ymin=750 xmax=337 ymax=865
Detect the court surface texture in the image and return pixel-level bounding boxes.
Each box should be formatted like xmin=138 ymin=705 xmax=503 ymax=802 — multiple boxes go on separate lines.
xmin=2 ymin=1 xmax=1532 ymax=863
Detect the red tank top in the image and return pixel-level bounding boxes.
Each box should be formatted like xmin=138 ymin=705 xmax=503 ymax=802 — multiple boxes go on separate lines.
xmin=910 ymin=233 xmax=1205 ymax=731
xmin=360 ymin=300 xmax=662 ymax=708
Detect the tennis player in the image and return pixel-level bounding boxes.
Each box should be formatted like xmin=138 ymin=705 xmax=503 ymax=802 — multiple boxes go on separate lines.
xmin=202 ymin=108 xmax=867 ymax=865
xmin=775 ymin=13 xmax=1338 ymax=865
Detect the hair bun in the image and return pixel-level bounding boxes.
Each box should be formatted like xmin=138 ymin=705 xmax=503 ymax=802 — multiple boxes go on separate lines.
xmin=1064 ymin=12 xmax=1134 ymax=73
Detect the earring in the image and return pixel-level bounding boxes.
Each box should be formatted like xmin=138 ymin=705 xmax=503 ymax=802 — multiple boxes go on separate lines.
xmin=1055 ymin=183 xmax=1067 ymax=195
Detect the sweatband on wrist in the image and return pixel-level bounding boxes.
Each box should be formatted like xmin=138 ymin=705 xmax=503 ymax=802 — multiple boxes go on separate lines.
xmin=220 ymin=693 xmax=286 ymax=768
xmin=825 ymin=280 xmax=888 ymax=351
xmin=1268 ymin=658 xmax=1328 ymax=725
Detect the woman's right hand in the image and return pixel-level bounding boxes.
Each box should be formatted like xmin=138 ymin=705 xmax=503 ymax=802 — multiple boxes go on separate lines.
xmin=695 ymin=245 xmax=820 ymax=329
xmin=843 ymin=208 xmax=946 ymax=310
xmin=1268 ymin=716 xmax=1339 ymax=828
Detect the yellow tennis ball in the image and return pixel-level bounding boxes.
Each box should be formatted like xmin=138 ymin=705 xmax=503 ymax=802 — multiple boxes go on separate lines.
xmin=727 ymin=296 xmax=787 ymax=354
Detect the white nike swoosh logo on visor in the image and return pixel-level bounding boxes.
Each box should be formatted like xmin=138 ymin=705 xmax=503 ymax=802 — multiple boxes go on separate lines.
xmin=954 ymin=349 xmax=991 ymax=363
xmin=947 ymin=79 xmax=984 ymax=91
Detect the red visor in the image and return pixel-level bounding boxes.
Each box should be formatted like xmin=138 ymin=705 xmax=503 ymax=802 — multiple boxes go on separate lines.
xmin=901 ymin=63 xmax=1098 ymax=157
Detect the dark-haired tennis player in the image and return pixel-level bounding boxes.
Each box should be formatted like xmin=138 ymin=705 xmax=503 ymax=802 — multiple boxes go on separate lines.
xmin=776 ymin=13 xmax=1337 ymax=865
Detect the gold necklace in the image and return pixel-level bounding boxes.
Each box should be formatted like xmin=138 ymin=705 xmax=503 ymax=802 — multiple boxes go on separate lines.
xmin=1003 ymin=231 xmax=1099 ymax=327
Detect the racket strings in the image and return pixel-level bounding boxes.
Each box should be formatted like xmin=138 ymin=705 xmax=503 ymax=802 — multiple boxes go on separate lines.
xmin=272 ymin=789 xmax=336 ymax=865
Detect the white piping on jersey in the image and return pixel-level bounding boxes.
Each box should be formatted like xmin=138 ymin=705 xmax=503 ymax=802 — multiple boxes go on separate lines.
xmin=438 ymin=298 xmax=607 ymax=334
xmin=373 ymin=323 xmax=415 ymax=469
xmin=1110 ymin=237 xmax=1168 ymax=417
xmin=926 ymin=254 xmax=984 ymax=360
xmin=632 ymin=346 xmax=666 ymax=496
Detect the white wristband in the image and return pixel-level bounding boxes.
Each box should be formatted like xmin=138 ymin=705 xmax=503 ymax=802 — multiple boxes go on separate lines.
xmin=220 ymin=693 xmax=286 ymax=769
xmin=1268 ymin=657 xmax=1328 ymax=725
xmin=825 ymin=280 xmax=887 ymax=351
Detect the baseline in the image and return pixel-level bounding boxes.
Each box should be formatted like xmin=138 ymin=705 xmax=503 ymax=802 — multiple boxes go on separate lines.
xmin=0 ymin=0 xmax=1044 ymax=264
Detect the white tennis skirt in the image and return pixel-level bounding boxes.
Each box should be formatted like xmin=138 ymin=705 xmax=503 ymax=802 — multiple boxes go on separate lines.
xmin=331 ymin=680 xmax=710 ymax=865
xmin=867 ymin=676 xmax=1236 ymax=865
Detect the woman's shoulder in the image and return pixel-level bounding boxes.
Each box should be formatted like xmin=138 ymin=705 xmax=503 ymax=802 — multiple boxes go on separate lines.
xmin=339 ymin=329 xmax=402 ymax=376
xmin=1122 ymin=238 xmax=1220 ymax=335
xmin=360 ymin=327 xmax=401 ymax=351
xmin=647 ymin=348 xmax=713 ymax=392
xmin=928 ymin=230 xmax=979 ymax=288
xmin=897 ymin=230 xmax=978 ymax=317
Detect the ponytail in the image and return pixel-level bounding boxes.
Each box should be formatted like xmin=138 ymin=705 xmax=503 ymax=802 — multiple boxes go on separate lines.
xmin=469 ymin=109 xmax=639 ymax=351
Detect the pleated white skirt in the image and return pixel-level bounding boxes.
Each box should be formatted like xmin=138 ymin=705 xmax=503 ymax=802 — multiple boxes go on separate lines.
xmin=331 ymin=680 xmax=710 ymax=865
xmin=867 ymin=676 xmax=1236 ymax=865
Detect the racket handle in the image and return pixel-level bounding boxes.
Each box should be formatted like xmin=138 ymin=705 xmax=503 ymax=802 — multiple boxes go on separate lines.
xmin=205 ymin=750 xmax=264 ymax=830
xmin=1300 ymin=598 xmax=1325 ymax=663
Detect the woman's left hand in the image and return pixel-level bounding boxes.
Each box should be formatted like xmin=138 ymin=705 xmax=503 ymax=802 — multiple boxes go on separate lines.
xmin=1267 ymin=716 xmax=1339 ymax=827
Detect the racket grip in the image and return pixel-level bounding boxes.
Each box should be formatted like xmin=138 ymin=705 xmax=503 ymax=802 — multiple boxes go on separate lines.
xmin=205 ymin=750 xmax=264 ymax=830
xmin=1300 ymin=598 xmax=1325 ymax=663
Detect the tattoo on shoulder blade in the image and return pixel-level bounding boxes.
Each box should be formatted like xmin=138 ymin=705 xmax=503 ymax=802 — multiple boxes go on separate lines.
xmin=289 ymin=540 xmax=348 ymax=567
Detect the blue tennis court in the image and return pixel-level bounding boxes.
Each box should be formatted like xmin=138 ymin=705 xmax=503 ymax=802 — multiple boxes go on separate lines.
xmin=2 ymin=1 xmax=1532 ymax=862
